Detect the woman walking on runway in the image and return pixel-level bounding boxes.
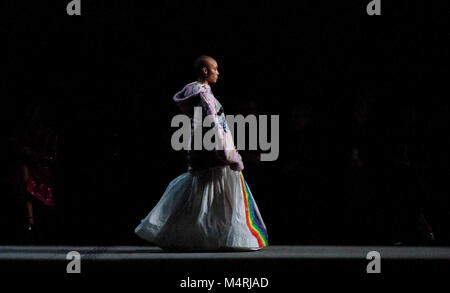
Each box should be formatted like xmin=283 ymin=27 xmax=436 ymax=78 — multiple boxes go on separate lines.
xmin=135 ymin=55 xmax=268 ymax=251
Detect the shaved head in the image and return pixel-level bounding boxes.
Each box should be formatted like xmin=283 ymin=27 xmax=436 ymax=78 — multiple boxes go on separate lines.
xmin=193 ymin=55 xmax=219 ymax=84
xmin=194 ymin=55 xmax=215 ymax=78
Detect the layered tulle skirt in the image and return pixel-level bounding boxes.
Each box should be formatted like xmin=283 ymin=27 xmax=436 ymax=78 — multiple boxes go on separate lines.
xmin=135 ymin=166 xmax=268 ymax=251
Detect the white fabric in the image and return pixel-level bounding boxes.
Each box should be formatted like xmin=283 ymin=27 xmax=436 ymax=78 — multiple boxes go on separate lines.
xmin=135 ymin=166 xmax=267 ymax=251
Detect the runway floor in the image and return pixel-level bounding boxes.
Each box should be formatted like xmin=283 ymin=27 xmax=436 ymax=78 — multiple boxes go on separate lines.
xmin=1 ymin=245 xmax=449 ymax=276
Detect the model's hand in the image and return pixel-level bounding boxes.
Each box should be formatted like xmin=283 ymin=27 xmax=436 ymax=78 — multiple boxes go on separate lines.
xmin=230 ymin=160 xmax=244 ymax=172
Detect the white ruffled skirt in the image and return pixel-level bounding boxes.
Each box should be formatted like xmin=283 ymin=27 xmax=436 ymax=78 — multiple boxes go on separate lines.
xmin=135 ymin=166 xmax=268 ymax=251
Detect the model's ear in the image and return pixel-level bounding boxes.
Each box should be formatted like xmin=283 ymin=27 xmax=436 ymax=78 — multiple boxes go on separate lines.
xmin=202 ymin=67 xmax=208 ymax=76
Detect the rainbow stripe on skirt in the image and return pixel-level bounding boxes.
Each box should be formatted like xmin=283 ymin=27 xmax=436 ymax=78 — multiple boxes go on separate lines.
xmin=239 ymin=172 xmax=269 ymax=248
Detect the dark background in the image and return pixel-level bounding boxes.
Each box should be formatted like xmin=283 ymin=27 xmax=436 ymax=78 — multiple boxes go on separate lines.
xmin=0 ymin=0 xmax=449 ymax=246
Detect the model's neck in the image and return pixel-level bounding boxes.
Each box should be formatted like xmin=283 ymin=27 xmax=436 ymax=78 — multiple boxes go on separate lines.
xmin=197 ymin=78 xmax=208 ymax=85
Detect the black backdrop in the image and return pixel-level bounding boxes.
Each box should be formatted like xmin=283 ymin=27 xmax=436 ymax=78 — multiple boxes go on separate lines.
xmin=1 ymin=1 xmax=449 ymax=245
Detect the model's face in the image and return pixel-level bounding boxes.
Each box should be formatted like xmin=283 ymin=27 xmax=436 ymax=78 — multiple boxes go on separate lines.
xmin=204 ymin=60 xmax=219 ymax=84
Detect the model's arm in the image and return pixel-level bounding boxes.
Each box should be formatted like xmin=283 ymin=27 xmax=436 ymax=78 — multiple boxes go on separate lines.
xmin=198 ymin=92 xmax=244 ymax=171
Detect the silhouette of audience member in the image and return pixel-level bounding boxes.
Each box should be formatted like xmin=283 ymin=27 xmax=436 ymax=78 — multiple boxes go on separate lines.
xmin=8 ymin=103 xmax=58 ymax=243
xmin=385 ymin=102 xmax=435 ymax=245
